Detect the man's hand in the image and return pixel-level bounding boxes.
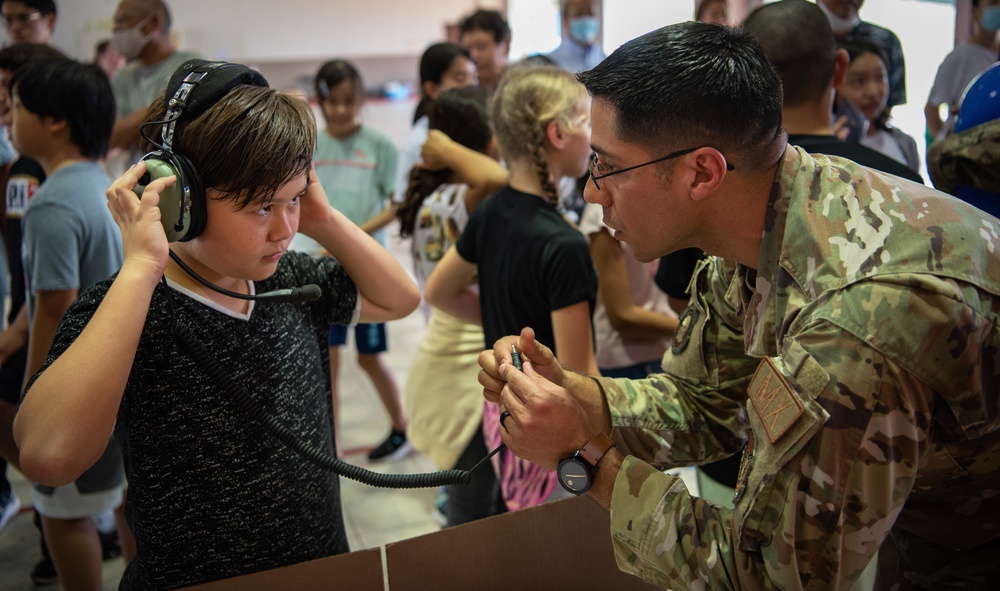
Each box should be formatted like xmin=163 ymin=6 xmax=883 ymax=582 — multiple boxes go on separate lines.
xmin=495 ymin=358 xmax=596 ymax=470
xmin=478 ymin=327 xmax=565 ymax=405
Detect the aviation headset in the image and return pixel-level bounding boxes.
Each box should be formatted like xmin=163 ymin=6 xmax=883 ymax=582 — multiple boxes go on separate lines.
xmin=135 ymin=59 xmax=268 ymax=242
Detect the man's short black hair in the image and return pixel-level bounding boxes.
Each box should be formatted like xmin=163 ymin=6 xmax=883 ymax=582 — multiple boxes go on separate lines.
xmin=0 ymin=0 xmax=56 ymax=15
xmin=578 ymin=21 xmax=785 ymax=172
xmin=458 ymin=9 xmax=511 ymax=45
xmin=743 ymin=0 xmax=837 ymax=108
xmin=11 ymin=59 xmax=114 ymax=159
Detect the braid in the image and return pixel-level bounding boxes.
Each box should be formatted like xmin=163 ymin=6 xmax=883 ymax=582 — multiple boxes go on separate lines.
xmin=530 ymin=126 xmax=559 ymax=205
xmin=491 ymin=65 xmax=587 ymax=206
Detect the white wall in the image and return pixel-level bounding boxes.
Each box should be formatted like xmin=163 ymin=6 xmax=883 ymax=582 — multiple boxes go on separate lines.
xmin=38 ymin=0 xmax=494 ymax=62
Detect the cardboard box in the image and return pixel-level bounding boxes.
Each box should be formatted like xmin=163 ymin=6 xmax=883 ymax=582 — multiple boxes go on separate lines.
xmin=185 ymin=496 xmax=661 ymax=590
xmin=182 ymin=547 xmax=384 ymax=591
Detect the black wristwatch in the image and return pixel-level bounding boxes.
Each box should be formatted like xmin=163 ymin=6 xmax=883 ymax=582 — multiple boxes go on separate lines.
xmin=557 ymin=432 xmax=616 ymax=495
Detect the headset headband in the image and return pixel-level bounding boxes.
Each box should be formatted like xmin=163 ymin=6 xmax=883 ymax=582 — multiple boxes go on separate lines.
xmin=160 ymin=59 xmax=269 ymax=152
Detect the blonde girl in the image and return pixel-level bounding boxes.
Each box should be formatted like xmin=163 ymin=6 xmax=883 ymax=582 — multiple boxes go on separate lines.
xmin=425 ymin=65 xmax=599 ymax=511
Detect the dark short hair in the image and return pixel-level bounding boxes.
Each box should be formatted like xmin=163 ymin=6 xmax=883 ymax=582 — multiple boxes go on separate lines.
xmin=0 ymin=0 xmax=56 ymax=15
xmin=11 ymin=59 xmax=113 ymax=159
xmin=577 ymin=21 xmax=785 ymax=171
xmin=398 ymin=86 xmax=492 ymax=237
xmin=141 ymin=84 xmax=316 ymax=209
xmin=314 ymin=59 xmax=363 ymax=100
xmin=419 ymin=42 xmax=469 ymax=86
xmin=458 ymin=9 xmax=511 ymax=45
xmin=0 ymin=42 xmax=66 ymax=73
xmin=837 ymin=38 xmax=892 ymax=130
xmin=428 ymin=86 xmax=491 ymax=153
xmin=838 ymin=37 xmax=889 ymax=68
xmin=743 ymin=0 xmax=836 ymax=108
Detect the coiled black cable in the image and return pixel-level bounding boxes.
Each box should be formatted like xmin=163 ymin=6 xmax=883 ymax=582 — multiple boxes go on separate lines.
xmin=171 ymin=318 xmax=500 ymax=489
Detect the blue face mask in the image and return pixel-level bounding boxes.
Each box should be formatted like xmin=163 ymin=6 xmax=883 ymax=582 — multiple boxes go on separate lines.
xmin=983 ymin=7 xmax=1000 ymax=32
xmin=569 ymin=16 xmax=600 ymax=45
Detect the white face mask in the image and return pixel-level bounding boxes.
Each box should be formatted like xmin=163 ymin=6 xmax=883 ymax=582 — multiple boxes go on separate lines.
xmin=817 ymin=1 xmax=861 ymax=35
xmin=112 ymin=14 xmax=154 ymax=61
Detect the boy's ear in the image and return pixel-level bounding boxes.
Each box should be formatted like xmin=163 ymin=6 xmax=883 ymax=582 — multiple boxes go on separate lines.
xmin=44 ymin=116 xmax=68 ymax=135
xmin=833 ymin=48 xmax=849 ymax=89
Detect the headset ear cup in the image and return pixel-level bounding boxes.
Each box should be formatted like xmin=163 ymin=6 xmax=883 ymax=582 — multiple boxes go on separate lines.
xmin=135 ymin=151 xmax=206 ymax=242
xmin=171 ymin=153 xmax=206 ymax=241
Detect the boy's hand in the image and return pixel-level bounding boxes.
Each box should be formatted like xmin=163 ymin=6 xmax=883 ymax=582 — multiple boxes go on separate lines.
xmin=106 ymin=162 xmax=173 ymax=280
xmin=297 ymin=163 xmax=334 ymax=240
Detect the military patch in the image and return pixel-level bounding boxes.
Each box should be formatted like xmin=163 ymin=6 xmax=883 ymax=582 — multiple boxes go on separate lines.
xmin=671 ymin=306 xmax=699 ymax=355
xmin=748 ymin=358 xmax=804 ymax=444
xmin=733 ymin=428 xmax=754 ymax=504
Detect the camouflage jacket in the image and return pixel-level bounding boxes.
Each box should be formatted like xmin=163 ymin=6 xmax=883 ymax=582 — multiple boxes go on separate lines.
xmin=599 ymin=145 xmax=1000 ymax=590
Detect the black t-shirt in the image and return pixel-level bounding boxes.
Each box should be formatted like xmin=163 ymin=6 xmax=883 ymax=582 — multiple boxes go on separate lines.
xmin=654 ymin=248 xmax=707 ymax=302
xmin=456 ymin=186 xmax=596 ymax=353
xmin=33 ymin=252 xmax=356 ymax=590
xmin=0 ymin=157 xmax=45 ymax=404
xmin=5 ymin=156 xmax=44 ymax=322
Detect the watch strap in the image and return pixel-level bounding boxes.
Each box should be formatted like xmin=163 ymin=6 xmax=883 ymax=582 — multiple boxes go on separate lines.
xmin=578 ymin=432 xmax=615 ymax=467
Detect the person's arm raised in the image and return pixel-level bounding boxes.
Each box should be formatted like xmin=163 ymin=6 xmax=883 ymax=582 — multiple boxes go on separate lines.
xmin=420 ymin=130 xmax=508 ymax=212
xmin=15 ymin=164 xmax=173 ymax=486
xmin=298 ymin=167 xmax=418 ymax=323
xmin=590 ymin=228 xmax=678 ymax=341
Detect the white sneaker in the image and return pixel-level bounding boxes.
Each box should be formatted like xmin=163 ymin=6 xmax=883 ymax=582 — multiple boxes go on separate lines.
xmin=0 ymin=492 xmax=20 ymax=534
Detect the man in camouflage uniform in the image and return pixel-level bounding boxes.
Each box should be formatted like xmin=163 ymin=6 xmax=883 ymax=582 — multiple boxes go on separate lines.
xmin=479 ymin=21 xmax=1000 ymax=590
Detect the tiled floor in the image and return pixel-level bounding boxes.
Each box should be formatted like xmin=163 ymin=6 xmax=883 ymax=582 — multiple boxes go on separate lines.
xmin=0 ymin=97 xmax=446 ymax=590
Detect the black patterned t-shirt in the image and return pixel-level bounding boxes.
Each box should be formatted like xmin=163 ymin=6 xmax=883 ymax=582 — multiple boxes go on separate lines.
xmin=36 ymin=251 xmax=358 ymax=590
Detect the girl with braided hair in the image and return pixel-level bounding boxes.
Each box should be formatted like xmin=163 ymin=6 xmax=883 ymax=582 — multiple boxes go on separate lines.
xmin=425 ymin=64 xmax=598 ymax=511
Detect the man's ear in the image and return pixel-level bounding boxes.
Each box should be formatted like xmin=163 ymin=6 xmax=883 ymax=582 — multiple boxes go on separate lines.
xmin=687 ymin=148 xmax=729 ymax=202
xmin=146 ymin=11 xmax=163 ymax=34
xmin=545 ymin=119 xmax=565 ymax=149
xmin=833 ymin=48 xmax=849 ymax=89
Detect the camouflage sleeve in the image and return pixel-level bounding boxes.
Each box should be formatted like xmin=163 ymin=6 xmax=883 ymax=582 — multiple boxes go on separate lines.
xmin=598 ymin=256 xmax=756 ymax=467
xmin=606 ymin=294 xmax=934 ymax=589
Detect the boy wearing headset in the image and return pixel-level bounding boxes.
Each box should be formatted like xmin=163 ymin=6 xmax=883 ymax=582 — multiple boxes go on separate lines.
xmin=14 ymin=61 xmax=420 ymax=590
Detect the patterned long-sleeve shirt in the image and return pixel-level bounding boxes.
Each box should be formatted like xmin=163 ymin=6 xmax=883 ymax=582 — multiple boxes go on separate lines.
xmin=599 ymin=146 xmax=1000 ymax=590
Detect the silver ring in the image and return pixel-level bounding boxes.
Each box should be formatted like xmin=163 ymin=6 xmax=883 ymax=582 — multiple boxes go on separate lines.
xmin=499 ymin=410 xmax=511 ymax=430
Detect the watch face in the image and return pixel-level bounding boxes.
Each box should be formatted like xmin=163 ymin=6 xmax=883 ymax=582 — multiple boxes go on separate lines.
xmin=558 ymin=457 xmax=592 ymax=495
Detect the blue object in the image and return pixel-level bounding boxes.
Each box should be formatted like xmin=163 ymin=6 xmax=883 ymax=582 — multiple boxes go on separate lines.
xmin=956 ymin=62 xmax=1000 ymax=133
xmin=956 ymin=185 xmax=1000 ymax=220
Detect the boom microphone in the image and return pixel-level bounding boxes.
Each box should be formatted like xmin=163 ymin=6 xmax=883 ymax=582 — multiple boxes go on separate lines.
xmin=254 ymin=285 xmax=322 ymax=303
xmin=169 ymin=251 xmax=321 ymax=303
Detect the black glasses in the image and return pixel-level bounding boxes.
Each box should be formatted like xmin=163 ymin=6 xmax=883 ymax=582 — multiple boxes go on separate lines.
xmin=2 ymin=11 xmax=43 ymax=27
xmin=588 ymin=147 xmax=734 ymax=190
